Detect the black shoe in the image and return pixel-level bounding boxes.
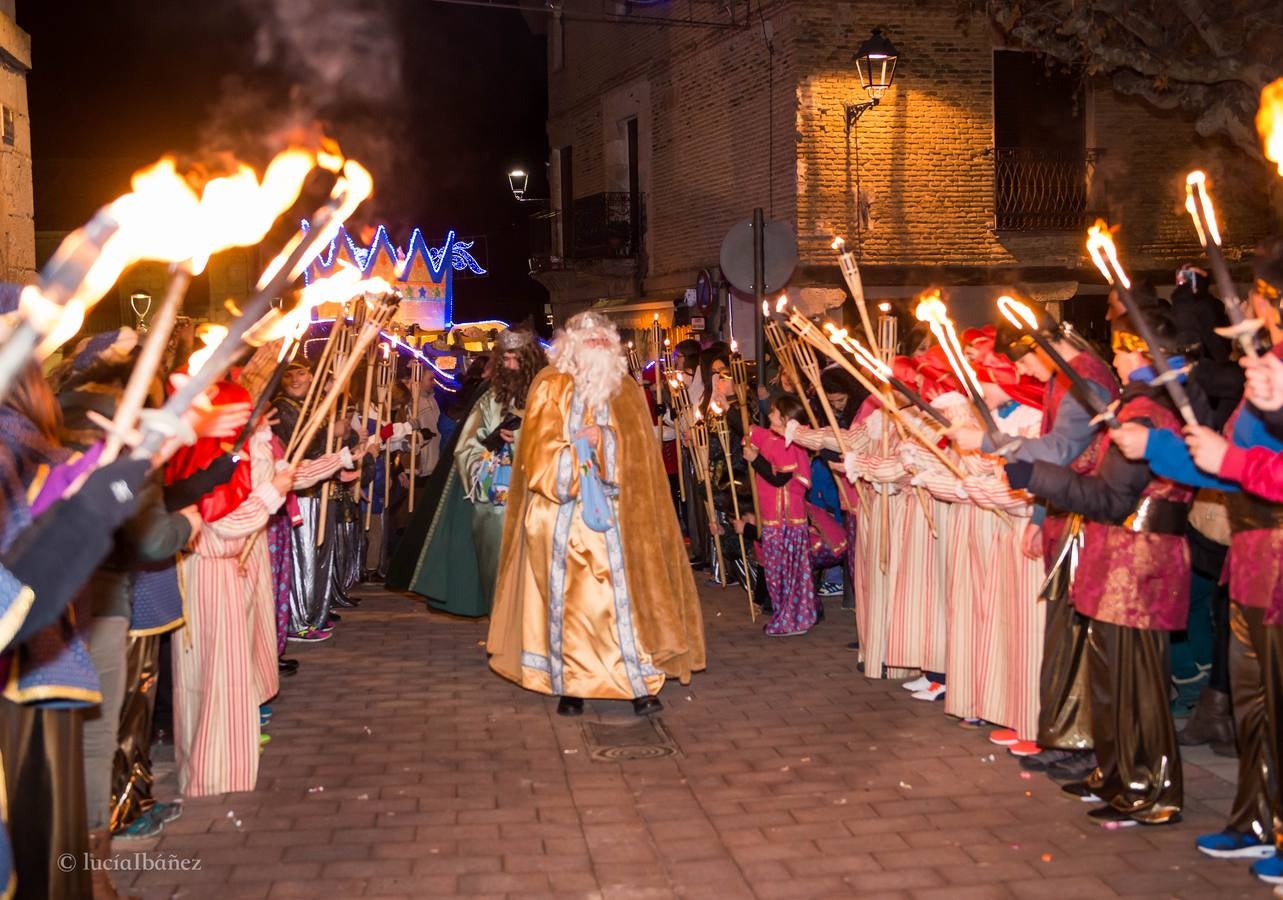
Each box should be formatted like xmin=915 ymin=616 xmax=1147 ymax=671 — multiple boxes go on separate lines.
xmin=815 ymin=603 xmax=826 ymax=623
xmin=278 ymin=657 xmax=299 ymax=676
xmin=846 ymin=641 xmax=860 ymax=651
xmin=1087 ymin=805 xmax=1132 ymax=823
xmin=632 ymin=696 xmax=663 ymax=717
xmin=556 ymin=696 xmax=584 ymax=717
xmin=1045 ymin=755 xmax=1097 ymax=783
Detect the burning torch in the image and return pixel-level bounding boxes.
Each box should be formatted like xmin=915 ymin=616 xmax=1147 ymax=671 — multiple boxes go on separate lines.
xmin=1086 ymin=220 xmax=1200 ymax=428
xmin=1183 ymin=170 xmax=1264 ymax=358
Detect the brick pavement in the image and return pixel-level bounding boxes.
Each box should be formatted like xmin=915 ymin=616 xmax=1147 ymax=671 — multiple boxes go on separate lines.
xmin=122 ymin=585 xmax=1269 ymax=899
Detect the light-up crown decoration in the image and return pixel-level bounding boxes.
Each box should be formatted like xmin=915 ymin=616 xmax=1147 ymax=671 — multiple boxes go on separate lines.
xmin=496 ymin=329 xmax=534 ymax=351
xmin=301 ymin=220 xmax=487 ymax=331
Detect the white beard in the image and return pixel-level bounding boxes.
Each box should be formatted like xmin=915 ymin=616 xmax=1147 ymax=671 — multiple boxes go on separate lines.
xmin=557 ymin=346 xmax=624 ymax=412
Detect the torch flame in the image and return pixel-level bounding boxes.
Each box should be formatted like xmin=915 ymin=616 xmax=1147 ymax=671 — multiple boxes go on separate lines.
xmin=730 ymin=338 xmax=739 ymax=353
xmin=257 ymin=158 xmax=374 ymax=291
xmin=1086 ymin=219 xmax=1132 ymax=290
xmin=709 ymin=400 xmax=724 ymax=416
xmin=1257 ymin=78 xmax=1283 ymax=177
xmin=997 ymin=295 xmax=1039 ymax=331
xmin=1184 ymin=170 xmax=1222 ymax=248
xmin=188 ymin=324 xmax=229 ymax=377
xmin=831 ymin=236 xmax=846 ymax=252
xmin=913 ymin=290 xmax=982 ymax=396
xmin=775 ymin=295 xmax=789 ymax=314
xmin=761 ymin=300 xmax=770 ymax=318
xmin=828 ymin=322 xmax=892 ymax=380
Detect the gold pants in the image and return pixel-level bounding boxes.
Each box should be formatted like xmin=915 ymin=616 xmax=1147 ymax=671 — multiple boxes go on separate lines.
xmin=1036 ymin=558 xmax=1093 ymax=750
xmin=1085 ymin=621 xmax=1182 ymax=823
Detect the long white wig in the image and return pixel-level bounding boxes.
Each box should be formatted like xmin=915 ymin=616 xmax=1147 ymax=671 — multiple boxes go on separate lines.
xmin=548 ymin=311 xmax=627 ymax=411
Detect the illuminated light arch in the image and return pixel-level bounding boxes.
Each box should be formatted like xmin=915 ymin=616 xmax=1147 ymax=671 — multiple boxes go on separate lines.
xmin=301 ymin=220 xmax=488 ymax=329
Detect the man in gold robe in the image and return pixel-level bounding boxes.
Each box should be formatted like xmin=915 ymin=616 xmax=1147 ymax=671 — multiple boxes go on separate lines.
xmin=487 ymin=311 xmax=706 ymax=716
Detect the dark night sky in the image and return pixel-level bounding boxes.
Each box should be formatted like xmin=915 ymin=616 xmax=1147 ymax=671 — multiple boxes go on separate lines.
xmin=16 ymin=1 xmax=550 ymax=328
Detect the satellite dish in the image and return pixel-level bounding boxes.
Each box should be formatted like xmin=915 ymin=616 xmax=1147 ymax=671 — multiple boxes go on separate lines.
xmin=719 ymin=218 xmax=798 ymax=296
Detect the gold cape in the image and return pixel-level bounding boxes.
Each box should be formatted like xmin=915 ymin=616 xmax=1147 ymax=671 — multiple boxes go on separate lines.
xmin=487 ymin=369 xmax=706 ymax=696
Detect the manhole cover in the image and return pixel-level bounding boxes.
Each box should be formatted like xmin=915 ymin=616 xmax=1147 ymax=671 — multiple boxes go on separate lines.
xmin=582 ymin=717 xmax=681 ymax=762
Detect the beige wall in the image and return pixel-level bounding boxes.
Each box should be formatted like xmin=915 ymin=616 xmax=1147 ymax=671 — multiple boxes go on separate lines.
xmin=0 ymin=5 xmax=32 ymax=284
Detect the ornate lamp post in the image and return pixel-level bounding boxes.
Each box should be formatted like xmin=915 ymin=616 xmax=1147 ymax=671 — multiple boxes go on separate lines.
xmin=845 ymin=27 xmax=899 ymax=131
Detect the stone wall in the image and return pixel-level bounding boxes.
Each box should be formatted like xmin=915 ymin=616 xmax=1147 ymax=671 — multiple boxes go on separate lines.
xmin=0 ymin=6 xmax=32 ymax=283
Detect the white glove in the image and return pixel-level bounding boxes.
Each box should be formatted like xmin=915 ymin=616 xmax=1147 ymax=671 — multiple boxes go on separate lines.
xmin=842 ymin=449 xmax=860 ymax=483
xmin=784 ymin=419 xmax=799 ymax=448
xmin=391 ymin=422 xmax=413 ymax=442
xmin=339 ymin=446 xmax=355 ymax=469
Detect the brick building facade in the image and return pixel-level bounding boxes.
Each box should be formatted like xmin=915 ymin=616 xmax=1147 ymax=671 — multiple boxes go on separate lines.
xmin=0 ymin=1 xmax=33 ymax=284
xmin=532 ymin=0 xmax=1278 ymax=339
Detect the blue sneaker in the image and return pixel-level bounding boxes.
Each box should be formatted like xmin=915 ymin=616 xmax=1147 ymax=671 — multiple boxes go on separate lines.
xmin=1251 ymin=852 xmax=1283 ymax=883
xmin=1196 ymin=829 xmax=1274 ymax=859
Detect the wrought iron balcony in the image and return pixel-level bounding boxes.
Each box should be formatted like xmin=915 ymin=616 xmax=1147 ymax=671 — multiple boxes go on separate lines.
xmin=530 ymin=192 xmax=644 ymax=271
xmin=993 ymin=148 xmax=1101 ymax=232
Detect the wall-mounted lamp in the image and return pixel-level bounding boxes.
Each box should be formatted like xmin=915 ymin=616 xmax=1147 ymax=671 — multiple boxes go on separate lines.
xmin=845 ymin=28 xmax=899 ymax=132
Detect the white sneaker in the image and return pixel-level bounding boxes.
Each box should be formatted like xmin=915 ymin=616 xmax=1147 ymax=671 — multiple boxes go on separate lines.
xmin=910 ymin=682 xmax=946 ymax=702
xmin=901 ymin=675 xmax=931 ymax=692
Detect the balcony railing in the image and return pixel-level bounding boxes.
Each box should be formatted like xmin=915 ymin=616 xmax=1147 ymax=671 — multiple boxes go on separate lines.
xmin=530 ymin=192 xmax=644 ymax=271
xmin=993 ymin=148 xmax=1100 ymax=232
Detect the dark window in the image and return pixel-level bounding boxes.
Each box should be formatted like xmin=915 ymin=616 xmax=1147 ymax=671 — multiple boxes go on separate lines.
xmin=993 ymin=51 xmax=1093 ymax=231
xmin=2 ymin=107 xmax=14 ymax=147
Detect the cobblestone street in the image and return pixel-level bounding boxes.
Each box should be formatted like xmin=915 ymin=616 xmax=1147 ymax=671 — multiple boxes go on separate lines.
xmin=124 ymin=586 xmax=1266 ymax=899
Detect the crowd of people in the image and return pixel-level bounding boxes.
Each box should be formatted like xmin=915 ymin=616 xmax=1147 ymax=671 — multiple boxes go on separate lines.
xmin=9 ymin=233 xmax=1283 ymax=896
xmin=396 ymin=241 xmax=1283 ymax=890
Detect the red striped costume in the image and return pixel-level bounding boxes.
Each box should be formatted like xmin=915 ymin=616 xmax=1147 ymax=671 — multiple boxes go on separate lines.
xmin=173 ymin=479 xmax=284 ymax=797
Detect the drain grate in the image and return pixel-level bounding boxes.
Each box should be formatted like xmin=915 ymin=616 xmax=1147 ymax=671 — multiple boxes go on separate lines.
xmin=582 ymin=716 xmax=681 ymax=762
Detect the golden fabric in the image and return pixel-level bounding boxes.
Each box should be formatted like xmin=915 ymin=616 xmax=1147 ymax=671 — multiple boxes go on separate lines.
xmin=1036 ymin=520 xmax=1093 ymax=750
xmin=1084 ymin=621 xmax=1182 ymax=824
xmin=1225 ymin=601 xmax=1273 ymax=841
xmin=488 ymin=370 xmax=705 ymax=699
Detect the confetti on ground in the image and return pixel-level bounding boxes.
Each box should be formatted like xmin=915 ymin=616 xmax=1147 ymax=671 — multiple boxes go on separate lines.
xmin=1010 ymin=844 xmax=1020 ymax=851
xmin=1024 ymin=791 xmax=1033 ymax=797
xmin=225 ymin=811 xmax=234 ymax=819
xmin=1041 ymin=853 xmax=1053 ymax=862
xmin=898 ymin=781 xmax=913 ymax=790
xmin=780 ymin=766 xmax=790 ymax=772
xmin=833 ymin=798 xmax=848 ymax=806
xmin=801 ymin=757 xmax=811 ymax=763
xmin=363 ymin=726 xmax=372 ymax=735
xmin=358 ymin=794 xmax=370 ymax=801
xmin=1019 ymin=771 xmax=1032 ymax=780
xmin=307 ymin=786 xmax=325 ymax=794
xmin=563 ymin=748 xmax=578 ymax=755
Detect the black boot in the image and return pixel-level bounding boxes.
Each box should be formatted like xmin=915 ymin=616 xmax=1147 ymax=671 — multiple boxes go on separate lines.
xmin=556 ymin=696 xmax=584 ymax=717
xmin=632 ymin=696 xmax=663 ymax=717
xmin=278 ymin=657 xmax=299 ymax=676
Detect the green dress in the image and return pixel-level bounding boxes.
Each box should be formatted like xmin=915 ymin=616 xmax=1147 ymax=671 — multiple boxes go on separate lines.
xmin=400 ymin=390 xmax=515 ymax=617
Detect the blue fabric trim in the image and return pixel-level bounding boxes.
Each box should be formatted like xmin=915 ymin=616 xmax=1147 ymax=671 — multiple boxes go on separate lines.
xmin=520 ymin=651 xmax=550 ymax=673
xmin=595 ymin=402 xmax=654 ymax=697
xmin=546 ymin=394 xmax=586 ymax=697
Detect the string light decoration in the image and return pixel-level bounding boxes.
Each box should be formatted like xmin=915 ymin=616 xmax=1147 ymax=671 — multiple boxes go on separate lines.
xmin=301 ymin=220 xmax=488 ymax=330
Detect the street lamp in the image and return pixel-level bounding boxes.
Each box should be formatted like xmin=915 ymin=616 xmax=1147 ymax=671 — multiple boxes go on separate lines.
xmin=845 ymin=27 xmax=899 ymax=131
xmin=508 ymin=169 xmax=529 ymax=201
